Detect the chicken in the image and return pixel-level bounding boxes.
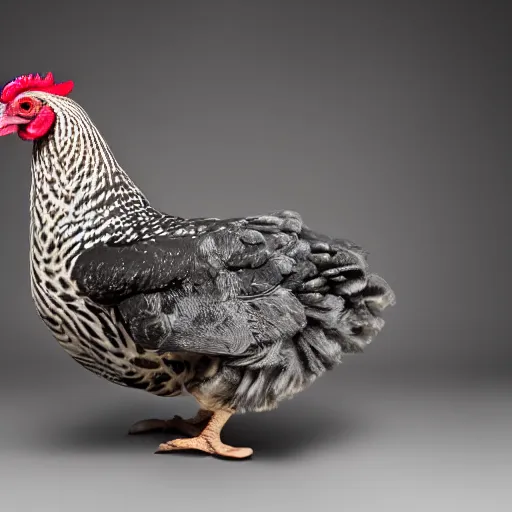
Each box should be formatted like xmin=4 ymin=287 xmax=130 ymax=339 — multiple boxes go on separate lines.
xmin=0 ymin=72 xmax=395 ymax=459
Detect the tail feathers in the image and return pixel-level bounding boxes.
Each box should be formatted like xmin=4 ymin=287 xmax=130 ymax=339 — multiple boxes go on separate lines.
xmin=198 ymin=215 xmax=395 ymax=413
xmin=295 ymin=227 xmax=396 ymax=353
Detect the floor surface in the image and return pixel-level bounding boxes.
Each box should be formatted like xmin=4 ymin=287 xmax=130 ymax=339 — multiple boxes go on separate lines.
xmin=1 ymin=365 xmax=510 ymax=511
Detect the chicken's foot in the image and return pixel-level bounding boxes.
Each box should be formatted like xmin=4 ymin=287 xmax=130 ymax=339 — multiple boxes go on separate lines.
xmin=128 ymin=409 xmax=212 ymax=437
xmin=157 ymin=410 xmax=253 ymax=459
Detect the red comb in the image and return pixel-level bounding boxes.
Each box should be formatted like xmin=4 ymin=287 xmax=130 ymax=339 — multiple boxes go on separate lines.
xmin=0 ymin=72 xmax=74 ymax=104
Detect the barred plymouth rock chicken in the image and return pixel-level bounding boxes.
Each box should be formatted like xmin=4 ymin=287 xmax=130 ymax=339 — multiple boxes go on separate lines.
xmin=0 ymin=72 xmax=395 ymax=459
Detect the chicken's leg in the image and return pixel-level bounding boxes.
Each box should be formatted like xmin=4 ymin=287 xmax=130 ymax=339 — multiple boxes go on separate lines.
xmin=128 ymin=409 xmax=212 ymax=437
xmin=157 ymin=410 xmax=253 ymax=459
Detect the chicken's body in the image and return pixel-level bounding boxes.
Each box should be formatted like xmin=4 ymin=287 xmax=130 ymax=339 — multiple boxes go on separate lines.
xmin=2 ymin=74 xmax=395 ymax=458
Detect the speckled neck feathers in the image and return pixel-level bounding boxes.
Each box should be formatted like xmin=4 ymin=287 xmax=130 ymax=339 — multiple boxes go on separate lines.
xmin=29 ymin=93 xmax=157 ymax=251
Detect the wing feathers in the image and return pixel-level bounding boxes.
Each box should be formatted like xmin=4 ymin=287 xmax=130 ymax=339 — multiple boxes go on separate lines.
xmin=71 ymin=210 xmax=394 ymax=360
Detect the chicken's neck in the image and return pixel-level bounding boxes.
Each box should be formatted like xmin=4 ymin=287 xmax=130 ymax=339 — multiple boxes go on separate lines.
xmin=29 ymin=96 xmax=162 ymax=250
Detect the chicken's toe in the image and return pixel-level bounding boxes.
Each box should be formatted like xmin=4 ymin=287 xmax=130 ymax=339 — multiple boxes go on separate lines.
xmin=157 ymin=437 xmax=253 ymax=459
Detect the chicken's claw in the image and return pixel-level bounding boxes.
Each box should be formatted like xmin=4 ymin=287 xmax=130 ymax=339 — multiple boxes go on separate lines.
xmin=155 ymin=409 xmax=253 ymax=460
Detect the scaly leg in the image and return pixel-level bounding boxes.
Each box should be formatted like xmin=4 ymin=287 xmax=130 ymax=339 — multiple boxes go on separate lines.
xmin=157 ymin=410 xmax=253 ymax=459
xmin=128 ymin=409 xmax=212 ymax=438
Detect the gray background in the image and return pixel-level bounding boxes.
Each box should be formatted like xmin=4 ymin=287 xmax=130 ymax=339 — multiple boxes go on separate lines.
xmin=0 ymin=1 xmax=510 ymax=510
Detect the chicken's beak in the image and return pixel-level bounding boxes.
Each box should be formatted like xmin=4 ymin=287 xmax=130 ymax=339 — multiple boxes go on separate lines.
xmin=0 ymin=104 xmax=30 ymax=136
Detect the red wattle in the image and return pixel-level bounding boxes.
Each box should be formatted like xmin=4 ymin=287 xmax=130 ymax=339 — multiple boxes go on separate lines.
xmin=18 ymin=106 xmax=56 ymax=141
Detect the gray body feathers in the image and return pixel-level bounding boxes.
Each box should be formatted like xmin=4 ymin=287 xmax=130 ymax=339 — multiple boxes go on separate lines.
xmin=73 ymin=210 xmax=395 ymax=412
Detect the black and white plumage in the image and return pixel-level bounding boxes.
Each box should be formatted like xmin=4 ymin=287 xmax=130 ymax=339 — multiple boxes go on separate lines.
xmin=1 ymin=75 xmax=395 ymax=458
xmin=72 ymin=216 xmax=393 ymax=413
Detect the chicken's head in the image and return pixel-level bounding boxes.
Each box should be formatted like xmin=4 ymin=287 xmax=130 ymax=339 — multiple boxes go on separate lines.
xmin=0 ymin=72 xmax=74 ymax=140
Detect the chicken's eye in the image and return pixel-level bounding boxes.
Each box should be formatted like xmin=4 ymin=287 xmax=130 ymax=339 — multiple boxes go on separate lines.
xmin=17 ymin=99 xmax=38 ymax=116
